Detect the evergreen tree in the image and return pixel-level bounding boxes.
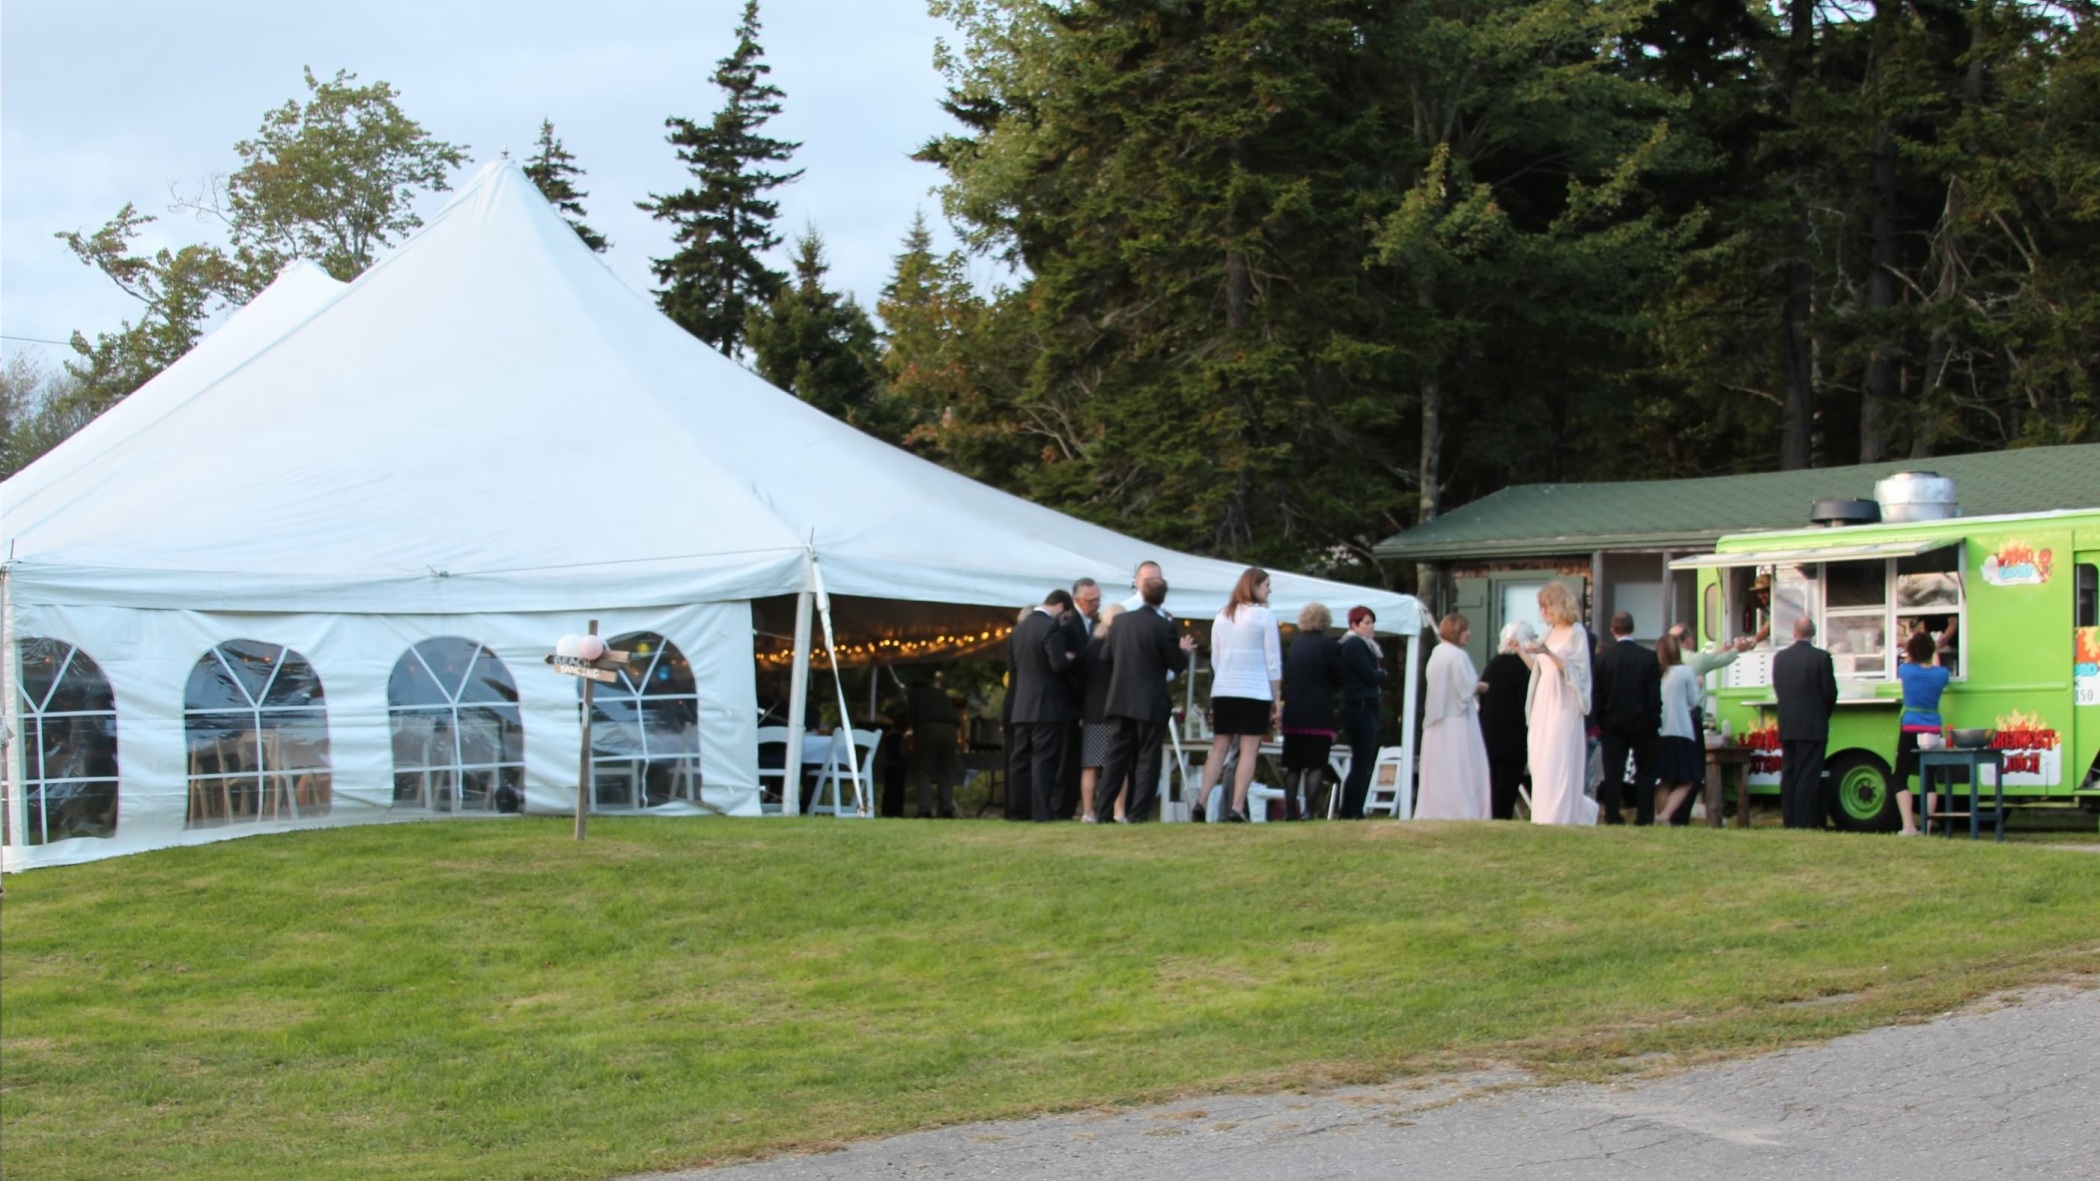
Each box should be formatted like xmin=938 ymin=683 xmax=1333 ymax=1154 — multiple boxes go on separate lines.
xmin=747 ymin=227 xmax=894 ymax=438
xmin=523 ymin=119 xmax=609 ymax=252
xmin=874 ymin=211 xmax=1023 ymax=467
xmin=640 ymin=0 xmax=802 ymax=357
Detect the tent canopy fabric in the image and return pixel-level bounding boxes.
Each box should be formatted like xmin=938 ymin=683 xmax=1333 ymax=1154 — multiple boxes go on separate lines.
xmin=2 ymin=161 xmax=1423 ymax=633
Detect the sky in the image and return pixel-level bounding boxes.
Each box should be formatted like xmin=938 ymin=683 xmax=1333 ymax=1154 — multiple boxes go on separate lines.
xmin=0 ymin=0 xmax=978 ymax=371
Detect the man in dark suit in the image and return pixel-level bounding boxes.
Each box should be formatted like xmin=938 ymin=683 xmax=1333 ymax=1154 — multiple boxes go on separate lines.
xmin=1007 ymin=589 xmax=1077 ymax=821
xmin=1094 ymin=576 xmax=1197 ymax=822
xmin=1591 ymin=611 xmax=1662 ymax=825
xmin=1053 ymin=577 xmax=1101 ymax=819
xmin=1772 ymin=615 xmax=1838 ymax=829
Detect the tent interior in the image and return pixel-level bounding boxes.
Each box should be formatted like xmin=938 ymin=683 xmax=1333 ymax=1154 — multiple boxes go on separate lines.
xmin=1 ymin=160 xmax=1425 ymax=872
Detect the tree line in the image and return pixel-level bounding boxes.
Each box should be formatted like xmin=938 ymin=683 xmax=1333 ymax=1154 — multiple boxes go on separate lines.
xmin=10 ymin=0 xmax=2097 ymax=591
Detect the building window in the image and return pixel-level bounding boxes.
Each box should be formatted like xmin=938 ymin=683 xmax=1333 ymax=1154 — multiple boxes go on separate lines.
xmin=12 ymin=639 xmax=119 ymax=844
xmin=184 ymin=641 xmax=332 ymax=827
xmin=389 ymin=638 xmax=525 ymax=813
xmin=580 ymin=632 xmax=702 ymax=810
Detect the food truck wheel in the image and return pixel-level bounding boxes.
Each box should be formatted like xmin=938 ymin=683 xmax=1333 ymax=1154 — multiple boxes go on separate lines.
xmin=1823 ymin=752 xmax=1900 ymax=833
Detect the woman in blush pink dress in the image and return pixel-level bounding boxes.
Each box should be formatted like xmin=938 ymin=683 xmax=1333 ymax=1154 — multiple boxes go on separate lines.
xmin=1522 ymin=582 xmax=1598 ymax=826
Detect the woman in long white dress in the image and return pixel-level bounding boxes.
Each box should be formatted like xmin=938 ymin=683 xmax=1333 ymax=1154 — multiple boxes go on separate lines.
xmin=1417 ymin=613 xmax=1492 ymax=820
xmin=1522 ymin=583 xmax=1598 ymax=826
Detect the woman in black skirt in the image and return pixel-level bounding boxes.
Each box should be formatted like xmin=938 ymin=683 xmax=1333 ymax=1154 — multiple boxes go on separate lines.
xmin=1077 ymin=605 xmax=1124 ymax=821
xmin=1653 ymin=633 xmax=1706 ymax=822
xmin=1280 ymin=602 xmax=1346 ymax=818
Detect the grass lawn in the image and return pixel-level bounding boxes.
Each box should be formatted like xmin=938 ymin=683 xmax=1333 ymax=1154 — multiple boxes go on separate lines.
xmin=3 ymin=818 xmax=2097 ymax=1180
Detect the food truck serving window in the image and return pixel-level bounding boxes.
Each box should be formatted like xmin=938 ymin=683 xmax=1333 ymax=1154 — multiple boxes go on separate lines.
xmin=1675 ymin=541 xmax=1964 ymax=682
xmin=1895 ymin=546 xmax=1964 ymax=678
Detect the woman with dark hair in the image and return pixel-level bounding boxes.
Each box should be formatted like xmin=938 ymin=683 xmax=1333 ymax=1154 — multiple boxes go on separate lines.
xmin=1336 ymin=605 xmax=1388 ymax=818
xmin=1895 ymin=629 xmax=1951 ymax=835
xmin=1195 ymin=567 xmax=1283 ymax=822
xmin=1652 ymin=634 xmax=1705 ymax=825
xmin=1416 ymin=613 xmax=1491 ymax=820
xmin=1280 ymin=601 xmax=1345 ymax=819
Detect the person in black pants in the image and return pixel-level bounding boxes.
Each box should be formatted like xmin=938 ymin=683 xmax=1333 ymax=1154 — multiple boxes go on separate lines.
xmin=1280 ymin=602 xmax=1346 ymax=820
xmin=908 ymin=668 xmax=963 ymax=818
xmin=1479 ymin=621 xmax=1534 ymax=820
xmin=1336 ymin=606 xmax=1388 ymax=818
xmin=1053 ymin=578 xmax=1101 ymax=819
xmin=1591 ymin=611 xmax=1662 ymax=825
xmin=1007 ymin=589 xmax=1077 ymax=821
xmin=1772 ymin=615 xmax=1837 ymax=829
xmin=1095 ymin=577 xmax=1197 ymax=822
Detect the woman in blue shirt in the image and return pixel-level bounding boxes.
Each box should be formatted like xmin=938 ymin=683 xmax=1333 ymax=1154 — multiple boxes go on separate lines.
xmin=1894 ymin=631 xmax=1951 ymax=835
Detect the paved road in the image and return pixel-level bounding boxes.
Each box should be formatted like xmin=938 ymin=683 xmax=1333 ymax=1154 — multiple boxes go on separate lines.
xmin=637 ymin=985 xmax=2099 ymax=1180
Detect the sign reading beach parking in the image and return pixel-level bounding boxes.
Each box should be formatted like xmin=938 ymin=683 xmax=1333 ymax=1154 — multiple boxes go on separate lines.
xmin=546 ymin=653 xmax=622 ymax=682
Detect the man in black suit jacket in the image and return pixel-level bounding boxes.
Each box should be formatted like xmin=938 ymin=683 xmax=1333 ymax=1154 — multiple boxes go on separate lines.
xmin=1053 ymin=578 xmax=1101 ymax=819
xmin=1591 ymin=611 xmax=1662 ymax=825
xmin=1007 ymin=589 xmax=1077 ymax=821
xmin=1094 ymin=577 xmax=1197 ymax=822
xmin=1772 ymin=615 xmax=1838 ymax=829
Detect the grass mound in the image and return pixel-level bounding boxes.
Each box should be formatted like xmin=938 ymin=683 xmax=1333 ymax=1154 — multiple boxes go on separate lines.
xmin=4 ymin=818 xmax=2096 ymax=1180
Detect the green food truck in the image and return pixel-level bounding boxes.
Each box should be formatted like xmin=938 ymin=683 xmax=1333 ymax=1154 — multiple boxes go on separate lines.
xmin=1674 ymin=500 xmax=2100 ymax=830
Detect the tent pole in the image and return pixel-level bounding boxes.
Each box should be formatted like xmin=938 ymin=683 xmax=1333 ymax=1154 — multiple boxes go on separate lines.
xmin=809 ymin=561 xmax=865 ymax=816
xmin=1 ymin=568 xmax=24 ymax=851
xmin=783 ymin=590 xmax=814 ymax=817
xmin=1397 ymin=630 xmax=1420 ymax=820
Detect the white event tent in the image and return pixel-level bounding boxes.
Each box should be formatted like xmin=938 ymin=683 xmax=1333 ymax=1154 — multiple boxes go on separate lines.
xmin=0 ymin=160 xmax=1425 ymax=871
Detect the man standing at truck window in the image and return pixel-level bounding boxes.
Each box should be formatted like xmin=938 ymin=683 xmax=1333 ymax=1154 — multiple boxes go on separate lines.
xmin=1772 ymin=616 xmax=1838 ymax=829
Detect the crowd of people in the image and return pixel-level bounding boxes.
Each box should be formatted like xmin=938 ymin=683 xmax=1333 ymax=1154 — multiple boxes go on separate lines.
xmin=906 ymin=562 xmax=1398 ymax=823
xmin=878 ymin=564 xmax=1965 ymax=830
xmin=1413 ymin=585 xmax=1762 ymax=827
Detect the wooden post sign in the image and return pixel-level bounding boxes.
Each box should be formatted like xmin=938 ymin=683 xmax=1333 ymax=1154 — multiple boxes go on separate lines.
xmin=543 ymin=620 xmax=634 ymax=840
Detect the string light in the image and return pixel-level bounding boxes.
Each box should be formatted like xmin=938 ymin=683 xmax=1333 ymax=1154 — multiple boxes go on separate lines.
xmin=754 ymin=626 xmax=1014 ymax=669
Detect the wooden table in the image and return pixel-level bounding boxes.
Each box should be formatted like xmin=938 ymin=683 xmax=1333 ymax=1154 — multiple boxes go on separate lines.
xmin=1704 ymin=745 xmax=1757 ymax=829
xmin=1918 ymin=747 xmax=2006 ymax=841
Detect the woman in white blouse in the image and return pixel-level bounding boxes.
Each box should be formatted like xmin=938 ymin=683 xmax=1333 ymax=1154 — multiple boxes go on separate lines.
xmin=1416 ymin=613 xmax=1492 ymax=819
xmin=1197 ymin=567 xmax=1283 ymax=822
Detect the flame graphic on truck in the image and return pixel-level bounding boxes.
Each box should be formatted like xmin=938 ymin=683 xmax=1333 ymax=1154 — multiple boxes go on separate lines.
xmin=1991 ymin=709 xmax=2061 ymax=782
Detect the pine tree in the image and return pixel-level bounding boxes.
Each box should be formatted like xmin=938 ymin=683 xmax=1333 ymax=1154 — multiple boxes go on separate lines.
xmin=523 ymin=119 xmax=609 ymax=252
xmin=640 ymin=0 xmax=802 ymax=357
xmin=747 ymin=227 xmax=893 ymax=438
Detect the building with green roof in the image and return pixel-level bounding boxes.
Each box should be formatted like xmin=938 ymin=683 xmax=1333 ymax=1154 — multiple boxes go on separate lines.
xmin=1374 ymin=444 xmax=2100 ymax=669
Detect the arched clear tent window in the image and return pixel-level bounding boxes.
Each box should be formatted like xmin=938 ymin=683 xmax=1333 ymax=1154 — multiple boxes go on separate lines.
xmin=183 ymin=640 xmax=332 ymax=827
xmin=578 ymin=633 xmax=703 ymax=810
xmin=388 ymin=638 xmax=524 ymax=813
xmin=10 ymin=639 xmax=120 ymax=844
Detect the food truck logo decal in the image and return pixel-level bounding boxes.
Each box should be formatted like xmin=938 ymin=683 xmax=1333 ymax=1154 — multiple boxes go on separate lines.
xmin=1979 ymin=540 xmax=2052 ymax=587
xmin=1989 ymin=709 xmax=2061 ymax=785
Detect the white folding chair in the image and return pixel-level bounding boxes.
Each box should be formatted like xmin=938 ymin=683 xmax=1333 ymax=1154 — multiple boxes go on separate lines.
xmin=1361 ymin=746 xmax=1411 ymax=817
xmin=808 ymin=728 xmax=881 ymax=817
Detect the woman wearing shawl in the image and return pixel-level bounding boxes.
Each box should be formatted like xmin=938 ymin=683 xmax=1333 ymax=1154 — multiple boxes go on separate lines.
xmin=1416 ymin=613 xmax=1492 ymax=820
